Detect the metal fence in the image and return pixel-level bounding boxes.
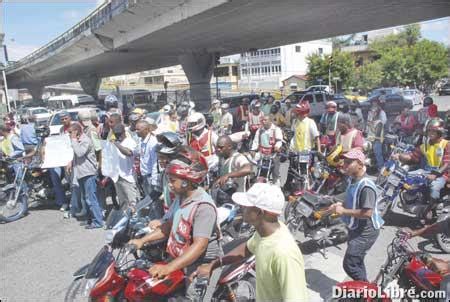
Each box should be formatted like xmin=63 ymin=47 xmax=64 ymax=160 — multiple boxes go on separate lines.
xmin=6 ymin=0 xmax=131 ymax=72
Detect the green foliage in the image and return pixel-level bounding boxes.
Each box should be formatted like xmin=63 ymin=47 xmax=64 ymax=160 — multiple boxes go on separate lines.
xmin=306 ymin=51 xmax=355 ymax=90
xmin=352 ymin=61 xmax=383 ymax=93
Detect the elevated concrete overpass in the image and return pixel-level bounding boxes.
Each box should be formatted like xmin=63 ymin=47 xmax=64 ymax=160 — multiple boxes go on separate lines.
xmin=5 ymin=0 xmax=450 ymax=110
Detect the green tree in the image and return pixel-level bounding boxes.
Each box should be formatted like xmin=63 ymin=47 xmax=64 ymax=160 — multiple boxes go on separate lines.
xmin=353 ymin=61 xmax=383 ymax=93
xmin=306 ymin=51 xmax=355 ymax=91
xmin=401 ymin=24 xmax=421 ymax=47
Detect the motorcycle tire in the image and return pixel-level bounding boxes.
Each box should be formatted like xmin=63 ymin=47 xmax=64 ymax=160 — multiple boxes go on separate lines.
xmin=64 ymin=278 xmax=95 ymax=302
xmin=0 ymin=189 xmax=28 ymax=223
xmin=233 ymin=276 xmax=256 ymax=302
xmin=376 ymin=196 xmax=392 ymax=219
xmin=435 ymin=213 xmax=450 ymax=253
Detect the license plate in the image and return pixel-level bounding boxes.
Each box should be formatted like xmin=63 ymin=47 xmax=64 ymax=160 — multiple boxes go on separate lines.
xmin=385 ymin=186 xmax=394 ymax=197
xmin=296 ymin=201 xmax=313 ymax=217
xmin=299 ymin=155 xmax=310 ymax=163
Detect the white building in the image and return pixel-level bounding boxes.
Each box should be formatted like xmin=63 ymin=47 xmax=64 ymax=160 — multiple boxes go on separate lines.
xmin=239 ymin=40 xmax=332 ymax=90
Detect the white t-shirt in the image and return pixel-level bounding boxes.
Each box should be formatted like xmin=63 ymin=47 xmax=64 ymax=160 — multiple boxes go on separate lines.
xmin=116 ymin=137 xmax=137 ymax=183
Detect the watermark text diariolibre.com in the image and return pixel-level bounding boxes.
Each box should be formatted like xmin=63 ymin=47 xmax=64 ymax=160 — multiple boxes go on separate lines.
xmin=332 ymin=285 xmax=446 ymax=300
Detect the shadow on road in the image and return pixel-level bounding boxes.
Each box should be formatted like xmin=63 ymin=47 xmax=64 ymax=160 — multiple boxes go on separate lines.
xmin=306 ymin=268 xmax=340 ymax=300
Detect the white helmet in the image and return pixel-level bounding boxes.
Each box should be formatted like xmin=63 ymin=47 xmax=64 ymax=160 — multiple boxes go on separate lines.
xmin=187 ymin=112 xmax=206 ymax=132
xmin=105 ymin=94 xmax=118 ymax=104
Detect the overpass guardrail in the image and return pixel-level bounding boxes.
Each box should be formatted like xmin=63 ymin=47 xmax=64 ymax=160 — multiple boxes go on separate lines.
xmin=6 ymin=0 xmax=131 ymax=72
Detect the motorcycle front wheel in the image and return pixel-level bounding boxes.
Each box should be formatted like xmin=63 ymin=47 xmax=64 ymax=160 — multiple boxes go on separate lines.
xmin=376 ymin=196 xmax=392 ymax=219
xmin=0 ymin=189 xmax=28 ymax=223
xmin=65 ymin=278 xmax=102 ymax=302
xmin=232 ymin=276 xmax=256 ymax=302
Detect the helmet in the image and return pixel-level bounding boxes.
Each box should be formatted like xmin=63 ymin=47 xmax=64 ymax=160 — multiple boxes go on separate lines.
xmin=105 ymin=94 xmax=118 ymax=104
xmin=293 ymin=101 xmax=310 ymax=116
xmin=423 ymin=96 xmax=433 ymax=107
xmin=326 ymin=101 xmax=337 ymax=113
xmin=326 ymin=144 xmax=343 ymax=167
xmin=186 ymin=112 xmax=206 ymax=132
xmin=166 ymin=148 xmax=208 ymax=184
xmin=156 ymin=132 xmax=182 ymax=155
xmin=426 ymin=118 xmax=445 ymax=135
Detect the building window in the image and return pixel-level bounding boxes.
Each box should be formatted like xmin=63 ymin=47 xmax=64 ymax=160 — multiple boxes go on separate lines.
xmin=232 ymin=66 xmax=238 ymax=76
xmin=295 ymin=45 xmax=301 ymax=53
xmin=167 ymin=69 xmax=173 ymax=73
xmin=318 ymin=48 xmax=323 ymax=54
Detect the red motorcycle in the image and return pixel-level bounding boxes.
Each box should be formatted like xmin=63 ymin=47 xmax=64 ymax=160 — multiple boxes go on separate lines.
xmin=329 ymin=231 xmax=445 ymax=301
xmin=66 ymin=236 xmax=256 ymax=301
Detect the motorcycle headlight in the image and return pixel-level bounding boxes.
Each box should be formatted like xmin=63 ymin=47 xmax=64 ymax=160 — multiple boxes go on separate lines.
xmin=403 ymin=183 xmax=412 ymax=190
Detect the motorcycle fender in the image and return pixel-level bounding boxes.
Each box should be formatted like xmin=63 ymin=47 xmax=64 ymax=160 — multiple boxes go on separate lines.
xmin=90 ymin=262 xmax=125 ymax=298
xmin=334 ymin=281 xmax=391 ymax=301
xmin=73 ymin=264 xmax=90 ymax=280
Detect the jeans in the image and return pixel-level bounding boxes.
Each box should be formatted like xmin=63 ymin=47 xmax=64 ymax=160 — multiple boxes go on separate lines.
xmin=70 ymin=185 xmax=81 ymax=216
xmin=79 ymin=175 xmax=104 ymax=227
xmin=373 ymin=141 xmax=384 ymax=171
xmin=343 ymin=222 xmax=380 ymax=281
xmin=142 ymin=174 xmax=153 ymax=198
xmin=430 ymin=176 xmax=446 ymax=200
xmin=49 ymin=167 xmax=66 ymax=206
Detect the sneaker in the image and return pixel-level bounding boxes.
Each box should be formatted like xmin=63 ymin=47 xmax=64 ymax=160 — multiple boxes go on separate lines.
xmin=63 ymin=211 xmax=71 ymax=219
xmin=79 ymin=221 xmax=90 ymax=227
xmin=60 ymin=204 xmax=69 ymax=212
xmin=85 ymin=223 xmax=103 ymax=230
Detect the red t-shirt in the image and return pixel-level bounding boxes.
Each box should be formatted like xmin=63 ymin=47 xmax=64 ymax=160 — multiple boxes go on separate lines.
xmin=428 ymin=104 xmax=438 ymax=118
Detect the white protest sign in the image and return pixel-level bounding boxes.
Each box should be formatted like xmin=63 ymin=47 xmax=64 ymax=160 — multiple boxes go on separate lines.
xmin=100 ymin=140 xmax=119 ymax=182
xmin=41 ymin=135 xmax=74 ymax=168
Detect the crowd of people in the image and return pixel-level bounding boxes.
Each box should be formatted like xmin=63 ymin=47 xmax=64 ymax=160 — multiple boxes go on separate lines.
xmin=1 ymin=92 xmax=449 ymax=301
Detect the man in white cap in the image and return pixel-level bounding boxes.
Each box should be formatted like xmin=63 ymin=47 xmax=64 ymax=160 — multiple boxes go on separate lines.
xmin=194 ymin=183 xmax=307 ymax=301
xmin=219 ymin=103 xmax=233 ymax=135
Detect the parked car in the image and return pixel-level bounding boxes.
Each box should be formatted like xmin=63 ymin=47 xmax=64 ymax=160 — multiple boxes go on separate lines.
xmin=362 ymin=89 xmax=412 ymax=116
xmin=368 ymin=87 xmax=403 ymax=98
xmin=305 ymin=85 xmax=332 ymax=93
xmin=48 ymin=107 xmax=100 ymax=135
xmin=438 ymin=83 xmax=450 ymax=96
xmin=26 ymin=107 xmax=52 ymax=125
xmin=402 ymin=89 xmax=423 ymax=105
xmin=282 ymin=91 xmax=350 ymax=119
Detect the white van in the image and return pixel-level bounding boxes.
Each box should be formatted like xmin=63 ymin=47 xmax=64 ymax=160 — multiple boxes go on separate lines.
xmin=47 ymin=94 xmax=95 ymax=110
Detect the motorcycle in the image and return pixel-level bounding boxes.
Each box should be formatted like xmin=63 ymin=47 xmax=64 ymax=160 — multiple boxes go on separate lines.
xmin=435 ymin=206 xmax=450 ymax=254
xmin=376 ymin=137 xmax=414 ymax=187
xmin=329 ymin=231 xmax=445 ymax=302
xmin=0 ymin=158 xmax=30 ymax=222
xmin=310 ymin=158 xmax=347 ymax=196
xmin=65 ymin=196 xmax=164 ymax=301
xmin=378 ymin=166 xmax=448 ymax=220
xmin=212 ymin=181 xmax=254 ymax=244
xmin=284 ymin=151 xmax=315 ymax=194
xmin=193 ymin=237 xmax=256 ymax=302
xmin=284 ymin=191 xmax=348 ymax=257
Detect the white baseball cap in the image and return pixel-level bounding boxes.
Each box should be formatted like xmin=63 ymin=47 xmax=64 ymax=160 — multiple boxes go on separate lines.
xmin=232 ymin=183 xmax=285 ymax=215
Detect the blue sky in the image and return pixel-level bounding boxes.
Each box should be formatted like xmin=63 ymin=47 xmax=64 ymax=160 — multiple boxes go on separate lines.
xmin=3 ymin=1 xmax=449 ymax=61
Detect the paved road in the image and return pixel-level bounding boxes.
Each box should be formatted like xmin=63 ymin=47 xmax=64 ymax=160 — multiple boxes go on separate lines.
xmin=1 ymin=95 xmax=449 ymax=301
xmin=1 ymin=199 xmax=449 ymax=302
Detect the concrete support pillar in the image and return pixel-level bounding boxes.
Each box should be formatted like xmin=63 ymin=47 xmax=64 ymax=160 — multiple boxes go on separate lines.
xmin=79 ymin=75 xmax=101 ymax=100
xmin=179 ymin=52 xmax=214 ymax=112
xmin=28 ymin=85 xmax=43 ymax=102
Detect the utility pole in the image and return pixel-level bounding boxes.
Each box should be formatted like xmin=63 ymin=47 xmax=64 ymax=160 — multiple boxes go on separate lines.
xmin=328 ymin=55 xmax=333 ymax=91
